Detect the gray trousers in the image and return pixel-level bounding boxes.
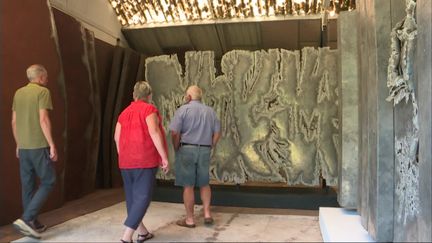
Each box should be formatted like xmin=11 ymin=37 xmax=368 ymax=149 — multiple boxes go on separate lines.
xmin=121 ymin=167 xmax=157 ymax=230
xmin=19 ymin=148 xmax=56 ymax=221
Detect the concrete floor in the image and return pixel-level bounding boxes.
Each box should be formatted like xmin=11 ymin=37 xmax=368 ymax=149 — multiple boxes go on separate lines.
xmin=14 ymin=201 xmax=323 ymax=242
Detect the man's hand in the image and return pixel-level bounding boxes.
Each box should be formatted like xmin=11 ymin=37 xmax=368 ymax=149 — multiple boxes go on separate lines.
xmin=171 ymin=131 xmax=181 ymax=151
xmin=50 ymin=146 xmax=58 ymax=161
xmin=12 ymin=112 xmax=19 ymax=159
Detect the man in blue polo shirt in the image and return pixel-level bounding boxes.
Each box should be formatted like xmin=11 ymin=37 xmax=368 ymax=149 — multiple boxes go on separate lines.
xmin=169 ymin=85 xmax=221 ymax=228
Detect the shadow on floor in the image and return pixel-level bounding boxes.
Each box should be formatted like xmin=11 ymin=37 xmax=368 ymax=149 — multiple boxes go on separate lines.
xmin=153 ymin=180 xmax=339 ymax=210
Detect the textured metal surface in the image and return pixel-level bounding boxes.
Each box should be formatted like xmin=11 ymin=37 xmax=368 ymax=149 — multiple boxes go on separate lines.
xmin=0 ymin=1 xmax=66 ymax=225
xmin=337 ymin=10 xmax=359 ymax=209
xmin=109 ymin=0 xmax=355 ymax=27
xmin=53 ymin=8 xmax=102 ymax=200
xmin=417 ymin=1 xmax=432 ymax=241
xmin=386 ymin=1 xmax=420 ymax=241
xmin=102 ymin=48 xmax=144 ymax=188
xmin=146 ymin=48 xmax=338 ymax=186
xmin=356 ymin=0 xmax=395 ymax=241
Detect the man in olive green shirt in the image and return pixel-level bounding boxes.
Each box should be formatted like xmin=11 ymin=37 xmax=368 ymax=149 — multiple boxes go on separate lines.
xmin=11 ymin=64 xmax=57 ymax=239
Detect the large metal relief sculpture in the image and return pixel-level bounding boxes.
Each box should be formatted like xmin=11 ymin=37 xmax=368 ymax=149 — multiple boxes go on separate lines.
xmin=386 ymin=0 xmax=419 ymax=227
xmin=146 ymin=47 xmax=338 ymax=186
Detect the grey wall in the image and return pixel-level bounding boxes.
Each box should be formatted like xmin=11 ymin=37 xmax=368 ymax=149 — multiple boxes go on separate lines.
xmin=337 ymin=11 xmax=359 ymax=209
xmin=123 ymin=18 xmax=338 ymax=63
xmin=387 ymin=0 xmax=419 ymax=241
xmin=145 ymin=48 xmax=339 ymax=186
xmin=417 ymin=0 xmax=432 ymax=242
xmin=356 ymin=0 xmax=401 ymax=241
xmin=350 ymin=0 xmax=431 ymax=241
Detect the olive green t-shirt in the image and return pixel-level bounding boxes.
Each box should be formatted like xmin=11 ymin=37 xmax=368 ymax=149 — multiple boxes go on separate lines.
xmin=12 ymin=82 xmax=53 ymax=149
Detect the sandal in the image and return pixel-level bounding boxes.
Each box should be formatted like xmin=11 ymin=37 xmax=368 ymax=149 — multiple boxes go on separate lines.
xmin=137 ymin=232 xmax=154 ymax=243
xmin=176 ymin=219 xmax=196 ymax=228
xmin=204 ymin=217 xmax=214 ymax=225
xmin=120 ymin=240 xmax=133 ymax=243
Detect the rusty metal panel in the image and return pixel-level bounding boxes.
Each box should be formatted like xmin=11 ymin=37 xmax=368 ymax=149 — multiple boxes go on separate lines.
xmin=94 ymin=39 xmax=115 ymax=188
xmin=53 ymin=9 xmax=101 ymax=200
xmin=0 ymin=0 xmax=65 ymax=225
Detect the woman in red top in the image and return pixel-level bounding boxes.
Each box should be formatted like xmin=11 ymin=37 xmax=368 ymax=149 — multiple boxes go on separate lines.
xmin=114 ymin=81 xmax=169 ymax=243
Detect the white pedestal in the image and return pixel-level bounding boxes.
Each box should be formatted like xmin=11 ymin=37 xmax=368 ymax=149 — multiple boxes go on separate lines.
xmin=319 ymin=207 xmax=375 ymax=242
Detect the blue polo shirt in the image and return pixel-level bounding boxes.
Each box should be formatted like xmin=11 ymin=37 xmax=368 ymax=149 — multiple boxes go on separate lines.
xmin=169 ymin=100 xmax=220 ymax=146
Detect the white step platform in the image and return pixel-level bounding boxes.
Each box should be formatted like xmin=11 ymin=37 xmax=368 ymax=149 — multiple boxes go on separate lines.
xmin=319 ymin=207 xmax=375 ymax=242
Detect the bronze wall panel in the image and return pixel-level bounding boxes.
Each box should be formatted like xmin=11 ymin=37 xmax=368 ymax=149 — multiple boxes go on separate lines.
xmin=0 ymin=0 xmax=125 ymax=227
xmin=52 ymin=9 xmax=101 ymax=200
xmin=111 ymin=49 xmax=143 ymax=187
xmin=94 ymin=39 xmax=115 ymax=188
xmin=101 ymin=47 xmax=124 ymax=188
xmin=0 ymin=0 xmax=65 ymax=225
xmin=101 ymin=47 xmax=143 ymax=188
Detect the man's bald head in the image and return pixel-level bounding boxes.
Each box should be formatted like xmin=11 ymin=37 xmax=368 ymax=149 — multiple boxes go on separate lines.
xmin=186 ymin=85 xmax=202 ymax=100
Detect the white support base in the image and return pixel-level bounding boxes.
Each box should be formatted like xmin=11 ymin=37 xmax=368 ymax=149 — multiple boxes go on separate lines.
xmin=319 ymin=207 xmax=375 ymax=242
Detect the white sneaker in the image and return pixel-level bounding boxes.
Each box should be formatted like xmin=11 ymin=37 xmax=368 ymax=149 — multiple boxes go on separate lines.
xmin=12 ymin=219 xmax=41 ymax=239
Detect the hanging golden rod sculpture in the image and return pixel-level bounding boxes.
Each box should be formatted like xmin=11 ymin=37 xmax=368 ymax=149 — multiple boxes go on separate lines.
xmin=109 ymin=0 xmax=356 ymax=27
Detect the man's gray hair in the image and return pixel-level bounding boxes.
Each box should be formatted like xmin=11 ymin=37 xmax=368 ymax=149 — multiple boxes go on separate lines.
xmin=133 ymin=81 xmax=152 ymax=101
xmin=186 ymin=85 xmax=202 ymax=100
xmin=26 ymin=64 xmax=47 ymax=81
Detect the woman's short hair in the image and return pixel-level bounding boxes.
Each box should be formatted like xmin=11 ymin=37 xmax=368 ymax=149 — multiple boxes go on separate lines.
xmin=133 ymin=81 xmax=152 ymax=101
xmin=26 ymin=64 xmax=47 ymax=81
